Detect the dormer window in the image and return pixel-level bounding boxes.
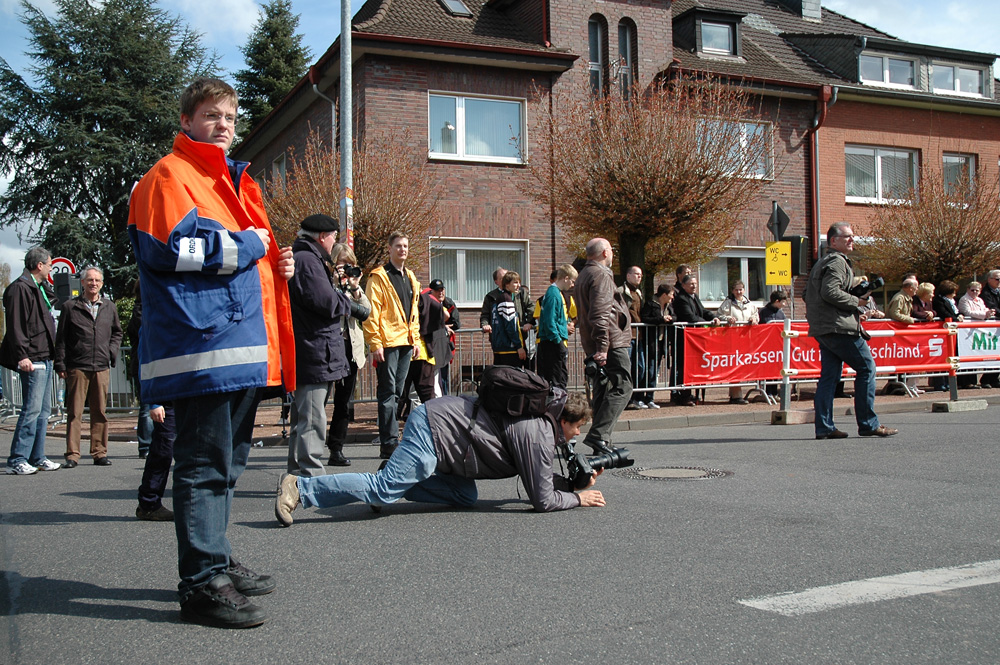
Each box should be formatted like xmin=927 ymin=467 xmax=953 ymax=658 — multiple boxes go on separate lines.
xmin=438 ymin=0 xmax=472 ymax=17
xmin=859 ymin=54 xmax=916 ymax=89
xmin=932 ymin=63 xmax=985 ymax=97
xmin=702 ymin=22 xmax=735 ymax=55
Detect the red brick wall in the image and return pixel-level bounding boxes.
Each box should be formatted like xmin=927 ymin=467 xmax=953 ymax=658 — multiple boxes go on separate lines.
xmin=818 ymin=99 xmax=1000 ymax=237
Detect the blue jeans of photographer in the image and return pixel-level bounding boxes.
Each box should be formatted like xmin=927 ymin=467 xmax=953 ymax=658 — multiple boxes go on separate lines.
xmin=297 ymin=404 xmax=478 ymax=509
xmin=814 ymin=334 xmax=880 ymax=436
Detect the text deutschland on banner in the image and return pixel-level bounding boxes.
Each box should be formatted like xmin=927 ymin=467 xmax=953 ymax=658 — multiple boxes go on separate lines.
xmin=682 ymin=321 xmax=950 ymax=385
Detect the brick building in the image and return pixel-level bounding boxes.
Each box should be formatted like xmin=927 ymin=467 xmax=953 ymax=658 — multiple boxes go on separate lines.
xmin=233 ymin=0 xmax=1000 ymax=315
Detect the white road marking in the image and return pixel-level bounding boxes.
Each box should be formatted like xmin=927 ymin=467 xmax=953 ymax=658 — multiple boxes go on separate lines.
xmin=739 ymin=559 xmax=1000 ymax=616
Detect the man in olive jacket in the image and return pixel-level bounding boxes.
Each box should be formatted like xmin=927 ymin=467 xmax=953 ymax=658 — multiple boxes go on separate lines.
xmin=805 ymin=223 xmax=897 ymax=440
xmin=574 ymin=237 xmax=633 ymax=454
xmin=55 ymin=266 xmax=123 ymax=466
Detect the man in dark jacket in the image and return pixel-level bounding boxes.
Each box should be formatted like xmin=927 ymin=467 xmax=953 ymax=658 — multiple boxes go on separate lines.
xmin=671 ymin=274 xmax=719 ymax=406
xmin=275 ymin=390 xmax=604 ymax=525
xmin=574 ymin=237 xmax=633 ymax=454
xmin=978 ymin=270 xmax=1000 ymax=388
xmin=287 ymin=214 xmax=356 ymax=477
xmin=805 ymin=223 xmax=897 ymax=440
xmin=55 ymin=266 xmax=123 ymax=467
xmin=2 ymin=247 xmax=60 ymax=475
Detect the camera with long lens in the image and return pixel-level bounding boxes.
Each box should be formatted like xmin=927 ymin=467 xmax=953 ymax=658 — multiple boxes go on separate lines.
xmin=849 ymin=274 xmax=884 ymax=298
xmin=562 ymin=440 xmax=634 ymax=490
xmin=584 ymin=356 xmax=608 ymax=382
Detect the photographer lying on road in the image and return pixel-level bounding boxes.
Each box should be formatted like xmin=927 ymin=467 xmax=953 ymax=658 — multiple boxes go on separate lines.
xmin=275 ymin=390 xmax=606 ymax=525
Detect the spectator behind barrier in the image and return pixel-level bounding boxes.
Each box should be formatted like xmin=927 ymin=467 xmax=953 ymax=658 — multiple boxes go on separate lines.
xmin=912 ymin=283 xmax=936 ymax=321
xmin=759 ymin=289 xmax=788 ymax=323
xmin=716 ymin=280 xmax=758 ymax=404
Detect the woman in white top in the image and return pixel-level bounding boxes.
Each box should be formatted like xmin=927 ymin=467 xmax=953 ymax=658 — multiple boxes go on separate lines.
xmin=716 ymin=280 xmax=759 ymax=404
xmin=958 ymin=281 xmax=995 ymax=320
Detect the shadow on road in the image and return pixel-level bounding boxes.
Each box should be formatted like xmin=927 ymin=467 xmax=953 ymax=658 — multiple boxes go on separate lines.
xmin=0 ymin=572 xmax=177 ymax=623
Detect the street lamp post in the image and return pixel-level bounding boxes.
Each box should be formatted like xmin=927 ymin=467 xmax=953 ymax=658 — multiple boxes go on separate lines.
xmin=339 ymin=0 xmax=354 ymax=249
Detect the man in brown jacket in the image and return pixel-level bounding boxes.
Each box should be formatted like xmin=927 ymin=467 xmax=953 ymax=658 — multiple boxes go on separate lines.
xmin=574 ymin=237 xmax=633 ymax=454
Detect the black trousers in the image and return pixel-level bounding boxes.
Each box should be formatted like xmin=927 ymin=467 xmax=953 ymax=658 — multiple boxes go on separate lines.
xmin=536 ymin=339 xmax=568 ymax=388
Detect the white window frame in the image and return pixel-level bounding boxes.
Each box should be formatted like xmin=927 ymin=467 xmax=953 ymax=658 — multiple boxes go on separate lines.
xmin=253 ymin=172 xmax=267 ymax=194
xmin=698 ymin=249 xmax=767 ymax=308
xmin=438 ymin=0 xmax=471 ymax=17
xmin=617 ymin=20 xmax=635 ymax=97
xmin=589 ymin=16 xmax=606 ymax=97
xmin=845 ymin=145 xmax=918 ymax=204
xmin=701 ymin=21 xmax=735 ymax=56
xmin=429 ymin=237 xmax=530 ymax=308
xmin=700 ymin=119 xmax=774 ymax=180
xmin=427 ymin=92 xmax=526 ymax=165
xmin=271 ymin=154 xmax=286 ymax=187
xmin=943 ymin=152 xmax=976 ymax=194
xmin=931 ymin=61 xmax=987 ymax=98
xmin=858 ymin=53 xmax=917 ymax=90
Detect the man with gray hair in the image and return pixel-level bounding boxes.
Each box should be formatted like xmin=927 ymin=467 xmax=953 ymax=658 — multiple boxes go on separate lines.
xmin=979 ymin=269 xmax=1000 ymax=389
xmin=805 ymin=223 xmax=897 ymax=439
xmin=886 ymin=278 xmax=919 ymax=324
xmin=1 ymin=247 xmax=61 ymax=475
xmin=574 ymin=237 xmax=633 ymax=453
xmin=55 ymin=265 xmax=123 ymax=467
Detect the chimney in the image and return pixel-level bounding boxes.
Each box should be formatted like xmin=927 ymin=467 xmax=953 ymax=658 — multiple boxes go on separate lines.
xmin=779 ymin=0 xmax=822 ymax=22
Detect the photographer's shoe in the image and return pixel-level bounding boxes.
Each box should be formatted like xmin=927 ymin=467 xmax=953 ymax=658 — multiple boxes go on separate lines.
xmin=379 ymin=443 xmax=397 ymax=459
xmin=275 ymin=473 xmax=300 ymax=527
xmin=859 ymin=426 xmax=898 ymax=438
xmin=587 ymin=440 xmax=614 ymax=455
xmin=180 ymin=574 xmax=267 ymax=629
xmin=227 ymin=559 xmax=276 ymax=596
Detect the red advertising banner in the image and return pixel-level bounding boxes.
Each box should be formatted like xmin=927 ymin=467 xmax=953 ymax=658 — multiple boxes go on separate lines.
xmin=682 ymin=321 xmax=952 ymax=385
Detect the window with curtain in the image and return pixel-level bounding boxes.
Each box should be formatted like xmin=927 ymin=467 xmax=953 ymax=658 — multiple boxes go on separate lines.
xmin=430 ymin=240 xmax=528 ymax=308
xmin=699 ymin=254 xmax=766 ymax=305
xmin=618 ymin=19 xmax=636 ymax=98
xmin=845 ymin=145 xmax=917 ymax=202
xmin=943 ymin=153 xmax=976 ymax=195
xmin=428 ymin=93 xmax=524 ymax=164
xmin=932 ymin=63 xmax=985 ymax=97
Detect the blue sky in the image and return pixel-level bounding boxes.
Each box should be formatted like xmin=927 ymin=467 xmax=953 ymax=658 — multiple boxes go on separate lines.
xmin=0 ymin=0 xmax=998 ymax=266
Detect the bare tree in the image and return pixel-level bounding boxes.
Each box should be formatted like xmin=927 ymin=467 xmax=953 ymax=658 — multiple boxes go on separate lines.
xmin=264 ymin=128 xmax=438 ymax=276
xmin=861 ymin=169 xmax=1000 ymax=285
xmin=526 ymin=75 xmax=775 ymax=288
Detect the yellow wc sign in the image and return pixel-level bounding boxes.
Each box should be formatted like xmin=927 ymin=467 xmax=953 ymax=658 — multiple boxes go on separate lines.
xmin=766 ymin=241 xmax=792 ymax=286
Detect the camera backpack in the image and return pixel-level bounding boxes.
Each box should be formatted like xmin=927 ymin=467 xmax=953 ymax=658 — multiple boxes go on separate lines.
xmin=475 ymin=365 xmax=551 ymax=418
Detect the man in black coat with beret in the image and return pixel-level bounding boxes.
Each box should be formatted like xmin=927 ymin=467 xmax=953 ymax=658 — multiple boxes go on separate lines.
xmin=286 ymin=214 xmax=360 ymax=476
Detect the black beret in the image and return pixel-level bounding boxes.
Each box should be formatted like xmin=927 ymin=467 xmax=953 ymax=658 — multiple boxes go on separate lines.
xmin=429 ymin=279 xmax=445 ymax=291
xmin=301 ymin=214 xmax=339 ymax=232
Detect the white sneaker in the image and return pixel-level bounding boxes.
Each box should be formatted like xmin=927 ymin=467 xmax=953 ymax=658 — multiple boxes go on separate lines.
xmin=5 ymin=461 xmax=38 ymax=475
xmin=646 ymin=401 xmax=661 ymax=409
xmin=34 ymin=458 xmax=61 ymax=471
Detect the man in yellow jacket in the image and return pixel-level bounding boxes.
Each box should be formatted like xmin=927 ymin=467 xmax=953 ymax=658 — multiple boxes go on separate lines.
xmin=363 ymin=232 xmax=421 ymax=459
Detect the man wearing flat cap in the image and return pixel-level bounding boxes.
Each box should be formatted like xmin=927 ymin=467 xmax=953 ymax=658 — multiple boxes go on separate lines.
xmin=287 ymin=214 xmax=360 ymax=476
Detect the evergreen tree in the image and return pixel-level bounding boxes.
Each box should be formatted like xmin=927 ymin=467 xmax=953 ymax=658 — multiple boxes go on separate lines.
xmin=234 ymin=0 xmax=311 ymax=139
xmin=0 ymin=0 xmax=217 ymax=296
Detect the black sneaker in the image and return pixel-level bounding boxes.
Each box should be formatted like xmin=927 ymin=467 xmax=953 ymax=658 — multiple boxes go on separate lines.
xmin=227 ymin=559 xmax=276 ymax=597
xmin=179 ymin=574 xmax=268 ymax=629
xmin=136 ymin=505 xmax=174 ymax=521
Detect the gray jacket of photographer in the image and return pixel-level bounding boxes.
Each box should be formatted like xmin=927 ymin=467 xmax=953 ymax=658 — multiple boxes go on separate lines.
xmin=289 ymin=235 xmax=354 ymax=384
xmin=575 ymin=260 xmax=632 ymax=356
xmin=344 ymin=289 xmax=371 ymax=369
xmin=804 ymin=249 xmax=863 ymax=338
xmin=425 ymin=390 xmax=580 ymax=511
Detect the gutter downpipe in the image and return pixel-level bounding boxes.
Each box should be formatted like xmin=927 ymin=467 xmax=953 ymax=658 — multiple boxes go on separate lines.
xmin=810 ymin=84 xmax=837 ymax=260
xmin=309 ymin=65 xmax=337 ymax=157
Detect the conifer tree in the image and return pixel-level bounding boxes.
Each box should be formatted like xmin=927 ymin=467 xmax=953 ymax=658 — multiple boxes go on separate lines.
xmin=0 ymin=0 xmax=216 ymax=295
xmin=234 ymin=0 xmax=311 ymax=139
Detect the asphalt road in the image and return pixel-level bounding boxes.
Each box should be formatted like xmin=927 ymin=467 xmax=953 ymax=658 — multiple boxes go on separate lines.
xmin=2 ymin=406 xmax=999 ymax=664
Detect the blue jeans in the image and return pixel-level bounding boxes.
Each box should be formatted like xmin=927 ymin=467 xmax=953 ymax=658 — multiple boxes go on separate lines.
xmin=172 ymin=388 xmax=258 ymax=600
xmin=298 ymin=405 xmax=478 ymax=509
xmin=7 ymin=360 xmax=53 ymax=467
xmin=376 ymin=346 xmax=412 ymax=447
xmin=814 ymin=334 xmax=880 ymax=436
xmin=629 ymin=339 xmax=647 ymax=402
xmin=137 ymin=402 xmax=153 ymax=456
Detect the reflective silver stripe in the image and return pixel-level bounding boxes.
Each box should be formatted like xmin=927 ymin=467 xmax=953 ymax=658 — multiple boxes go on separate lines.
xmin=176 ymin=236 xmax=206 ymax=272
xmin=217 ymin=229 xmax=239 ymax=275
xmin=140 ymin=345 xmax=268 ymax=380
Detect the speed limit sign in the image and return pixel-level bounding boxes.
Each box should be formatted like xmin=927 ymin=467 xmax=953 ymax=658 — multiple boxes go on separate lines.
xmin=49 ymin=257 xmax=76 ymax=285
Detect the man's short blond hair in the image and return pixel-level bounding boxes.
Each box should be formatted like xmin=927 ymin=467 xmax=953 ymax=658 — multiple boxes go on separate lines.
xmin=180 ymin=78 xmax=238 ymax=119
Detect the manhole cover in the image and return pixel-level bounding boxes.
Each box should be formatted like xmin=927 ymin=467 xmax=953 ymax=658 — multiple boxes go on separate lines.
xmin=615 ymin=466 xmax=734 ymax=481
